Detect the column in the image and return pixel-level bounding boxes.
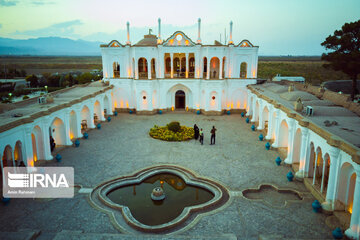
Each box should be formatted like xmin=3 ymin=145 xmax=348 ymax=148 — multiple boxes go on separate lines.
xmin=147 ymin=59 xmax=151 ymax=79
xmin=284 ymin=119 xmax=295 ymax=164
xmin=295 ymin=128 xmax=309 ymax=178
xmin=321 ymin=147 xmax=340 ymax=211
xmin=206 ymin=56 xmax=210 ymax=79
xmin=135 ymin=58 xmax=139 ymax=79
xmin=63 ymin=111 xmax=73 ymax=146
xmin=313 ymin=152 xmax=319 ymax=185
xmin=219 ymin=57 xmax=223 ymax=79
xmin=185 ymin=53 xmax=189 ymax=78
xmin=265 ymin=106 xmax=273 ymax=139
xmin=246 ymin=94 xmax=252 ymax=116
xmin=257 ymin=102 xmax=264 ymax=130
xmin=42 ymin=119 xmax=53 ymax=160
xmin=345 ymin=173 xmax=360 ymax=239
xmin=88 ymin=101 xmax=96 ymax=129
xmin=75 ymin=107 xmax=83 ymax=138
xmin=24 ymin=126 xmax=34 ymax=167
xmin=11 ymin=151 xmax=16 ymax=172
xmin=170 ymin=53 xmax=174 ymax=79
xmin=251 ymin=99 xmax=257 ymax=122
xmin=0 ymin=153 xmax=5 ymax=185
xmin=271 ymin=111 xmax=280 ymax=148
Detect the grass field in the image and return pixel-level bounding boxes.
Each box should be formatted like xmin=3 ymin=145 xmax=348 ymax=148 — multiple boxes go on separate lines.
xmin=0 ymin=56 xmax=350 ymax=85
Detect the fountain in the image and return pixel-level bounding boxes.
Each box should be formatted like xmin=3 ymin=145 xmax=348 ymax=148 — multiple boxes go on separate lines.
xmin=91 ymin=165 xmax=229 ymax=233
xmin=151 ymin=187 xmax=166 ymax=201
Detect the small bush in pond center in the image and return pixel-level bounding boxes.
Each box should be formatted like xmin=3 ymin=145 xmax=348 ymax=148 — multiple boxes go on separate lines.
xmin=167 ymin=121 xmax=181 ymax=133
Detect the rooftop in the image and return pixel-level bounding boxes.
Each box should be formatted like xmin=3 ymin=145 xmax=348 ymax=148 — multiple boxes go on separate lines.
xmin=249 ymin=82 xmax=360 ymax=160
xmin=0 ymin=81 xmax=112 ymax=133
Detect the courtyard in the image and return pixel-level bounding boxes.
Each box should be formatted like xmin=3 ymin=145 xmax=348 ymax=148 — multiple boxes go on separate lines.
xmin=0 ymin=113 xmax=333 ymax=239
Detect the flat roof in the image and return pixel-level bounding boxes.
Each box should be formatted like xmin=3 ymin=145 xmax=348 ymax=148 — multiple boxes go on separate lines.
xmin=249 ymin=82 xmax=360 ymax=160
xmin=0 ymin=81 xmax=112 ymax=133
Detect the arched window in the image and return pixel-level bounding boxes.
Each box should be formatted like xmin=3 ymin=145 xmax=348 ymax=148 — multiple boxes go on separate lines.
xmin=222 ymin=57 xmax=226 ymax=78
xmin=138 ymin=58 xmax=148 ymax=79
xmin=113 ymin=62 xmax=120 ymax=78
xmin=240 ymin=62 xmax=247 ymax=78
xmin=174 ymin=58 xmax=180 ymax=78
xmin=151 ymin=58 xmax=156 ymax=78
xmin=203 ymin=57 xmax=207 ymax=78
xmin=165 ymin=57 xmax=171 ymax=73
xmin=189 ymin=57 xmax=195 ymax=78
xmin=210 ymin=57 xmax=220 ymax=79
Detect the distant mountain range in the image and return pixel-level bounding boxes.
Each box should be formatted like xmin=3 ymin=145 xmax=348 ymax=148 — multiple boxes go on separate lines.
xmin=0 ymin=37 xmax=102 ymax=56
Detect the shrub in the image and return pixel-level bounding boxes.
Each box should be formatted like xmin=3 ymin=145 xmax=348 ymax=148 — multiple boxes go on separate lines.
xmin=167 ymin=121 xmax=181 ymax=132
xmin=149 ymin=124 xmax=194 ymax=141
xmin=22 ymin=95 xmax=30 ymax=100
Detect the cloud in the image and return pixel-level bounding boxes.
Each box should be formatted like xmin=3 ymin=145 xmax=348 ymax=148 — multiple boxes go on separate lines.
xmin=30 ymin=0 xmax=55 ymax=6
xmin=85 ymin=23 xmax=199 ymax=44
xmin=0 ymin=0 xmax=18 ymax=6
xmin=14 ymin=20 xmax=83 ymax=38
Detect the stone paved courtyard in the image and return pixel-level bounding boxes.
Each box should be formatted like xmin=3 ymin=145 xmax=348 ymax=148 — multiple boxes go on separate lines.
xmin=0 ymin=113 xmax=333 ymax=239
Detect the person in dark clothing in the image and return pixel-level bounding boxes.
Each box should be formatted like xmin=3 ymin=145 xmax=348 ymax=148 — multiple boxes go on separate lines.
xmin=210 ymin=126 xmax=217 ymax=145
xmin=194 ymin=124 xmax=199 ymax=140
xmin=50 ymin=135 xmax=56 ymax=152
xmin=199 ymin=128 xmax=204 ymax=145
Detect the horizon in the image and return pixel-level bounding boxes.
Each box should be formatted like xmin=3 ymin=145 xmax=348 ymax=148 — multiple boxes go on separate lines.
xmin=0 ymin=0 xmax=360 ymax=55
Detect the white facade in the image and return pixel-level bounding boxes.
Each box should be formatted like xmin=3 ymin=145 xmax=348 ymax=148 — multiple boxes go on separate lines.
xmin=101 ymin=19 xmax=258 ymax=114
xmin=247 ymin=87 xmax=360 ymax=239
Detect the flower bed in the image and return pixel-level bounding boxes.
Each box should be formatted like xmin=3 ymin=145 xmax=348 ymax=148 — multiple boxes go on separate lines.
xmin=149 ymin=123 xmax=194 ymax=141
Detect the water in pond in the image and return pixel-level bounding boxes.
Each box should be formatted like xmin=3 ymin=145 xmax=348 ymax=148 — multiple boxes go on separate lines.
xmin=107 ymin=173 xmax=214 ymax=226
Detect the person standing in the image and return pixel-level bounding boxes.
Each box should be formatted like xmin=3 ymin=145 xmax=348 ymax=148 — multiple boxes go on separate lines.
xmin=210 ymin=126 xmax=217 ymax=145
xmin=194 ymin=124 xmax=199 ymax=140
xmin=199 ymin=128 xmax=204 ymax=145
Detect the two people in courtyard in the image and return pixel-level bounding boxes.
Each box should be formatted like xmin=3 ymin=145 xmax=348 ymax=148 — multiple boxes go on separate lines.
xmin=193 ymin=124 xmax=216 ymax=145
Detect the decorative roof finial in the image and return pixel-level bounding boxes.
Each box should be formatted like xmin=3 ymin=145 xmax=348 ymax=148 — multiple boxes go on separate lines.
xmin=197 ymin=18 xmax=201 ymax=44
xmin=126 ymin=21 xmax=131 ymax=45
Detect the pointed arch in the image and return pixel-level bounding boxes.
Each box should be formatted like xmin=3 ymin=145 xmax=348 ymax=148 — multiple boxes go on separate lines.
xmin=69 ymin=110 xmax=77 ymax=140
xmin=14 ymin=140 xmax=23 ymax=166
xmin=210 ymin=57 xmax=220 ymax=79
xmin=138 ymin=58 xmax=148 ymax=79
xmin=94 ymin=100 xmax=102 ymax=124
xmin=31 ymin=125 xmax=44 ymax=162
xmin=50 ymin=117 xmax=66 ymax=147
xmin=113 ymin=62 xmax=120 ymax=78
xmin=2 ymin=145 xmax=13 ymax=167
xmin=292 ymin=128 xmax=302 ymax=163
xmin=81 ymin=105 xmax=92 ymax=131
xmin=166 ymin=83 xmax=193 ymax=110
xmin=240 ymin=62 xmax=247 ymax=78
xmin=278 ymin=120 xmax=289 ymax=148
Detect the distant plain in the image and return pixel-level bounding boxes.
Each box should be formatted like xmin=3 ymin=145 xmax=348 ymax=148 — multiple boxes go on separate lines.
xmin=0 ymin=56 xmax=349 ymax=85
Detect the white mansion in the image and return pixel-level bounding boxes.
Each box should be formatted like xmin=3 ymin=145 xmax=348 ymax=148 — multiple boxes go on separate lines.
xmin=101 ymin=18 xmax=258 ymax=114
xmin=0 ymin=19 xmax=359 ymax=239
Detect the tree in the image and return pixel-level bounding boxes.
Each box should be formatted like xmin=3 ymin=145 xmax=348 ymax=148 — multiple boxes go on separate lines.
xmin=25 ymin=74 xmax=38 ymax=87
xmin=77 ymin=72 xmax=94 ymax=84
xmin=64 ymin=73 xmax=75 ymax=86
xmin=321 ymin=19 xmax=360 ymax=100
xmin=47 ymin=75 xmax=61 ymax=87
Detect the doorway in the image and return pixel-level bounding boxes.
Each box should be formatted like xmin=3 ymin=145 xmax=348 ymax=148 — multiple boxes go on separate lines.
xmin=175 ymin=90 xmax=185 ymax=109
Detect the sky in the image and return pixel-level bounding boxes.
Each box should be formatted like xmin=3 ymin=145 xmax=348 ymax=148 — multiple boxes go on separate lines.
xmin=0 ymin=0 xmax=359 ymax=55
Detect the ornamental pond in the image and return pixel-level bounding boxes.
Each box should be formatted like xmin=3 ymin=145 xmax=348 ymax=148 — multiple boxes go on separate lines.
xmin=107 ymin=173 xmax=214 ymax=226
